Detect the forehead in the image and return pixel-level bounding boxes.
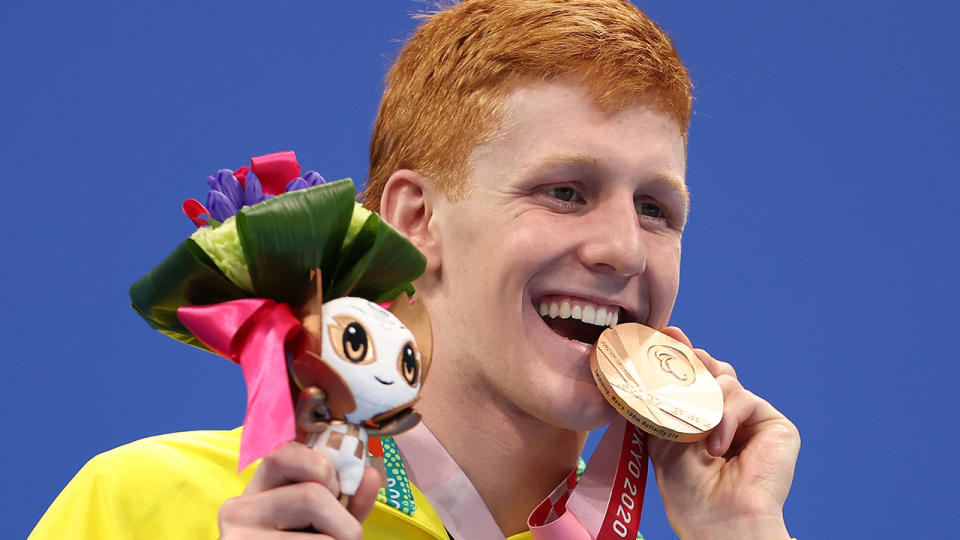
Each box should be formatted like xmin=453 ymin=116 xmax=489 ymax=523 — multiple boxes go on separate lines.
xmin=473 ymin=80 xmax=687 ymax=194
xmin=470 ymin=80 xmax=689 ymax=210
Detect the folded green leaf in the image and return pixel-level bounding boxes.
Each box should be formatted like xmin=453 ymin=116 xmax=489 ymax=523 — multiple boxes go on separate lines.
xmin=130 ymin=238 xmax=250 ymax=351
xmin=237 ymin=179 xmax=356 ymax=306
xmin=333 ymin=210 xmax=425 ymax=302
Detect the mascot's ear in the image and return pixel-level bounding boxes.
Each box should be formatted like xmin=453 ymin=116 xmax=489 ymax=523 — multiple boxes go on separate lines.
xmin=389 ymin=292 xmax=433 ymax=384
xmin=299 ymin=269 xmax=324 ymax=345
xmin=289 ymin=269 xmax=358 ymax=419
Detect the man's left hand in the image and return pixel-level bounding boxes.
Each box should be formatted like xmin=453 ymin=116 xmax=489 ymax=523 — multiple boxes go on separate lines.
xmin=648 ymin=326 xmax=801 ymax=540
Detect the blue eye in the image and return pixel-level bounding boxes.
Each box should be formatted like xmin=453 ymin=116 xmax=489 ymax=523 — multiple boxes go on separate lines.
xmin=638 ymin=202 xmax=665 ymax=218
xmin=547 ymin=186 xmax=578 ymax=202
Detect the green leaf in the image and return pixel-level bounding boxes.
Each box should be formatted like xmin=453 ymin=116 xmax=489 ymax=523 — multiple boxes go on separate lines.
xmin=190 ymin=216 xmax=253 ymax=292
xmin=326 ymin=209 xmax=381 ymax=299
xmin=236 ymin=179 xmax=356 ymax=306
xmin=129 ymin=238 xmax=250 ymax=351
xmin=330 ymin=207 xmax=425 ymax=301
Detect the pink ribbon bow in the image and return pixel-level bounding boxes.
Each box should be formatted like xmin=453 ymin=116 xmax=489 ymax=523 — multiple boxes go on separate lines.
xmin=177 ymin=298 xmax=302 ymax=470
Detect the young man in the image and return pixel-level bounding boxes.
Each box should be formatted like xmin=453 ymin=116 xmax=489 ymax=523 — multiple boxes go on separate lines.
xmin=34 ymin=1 xmax=799 ymax=538
xmin=221 ymin=1 xmax=799 ymax=538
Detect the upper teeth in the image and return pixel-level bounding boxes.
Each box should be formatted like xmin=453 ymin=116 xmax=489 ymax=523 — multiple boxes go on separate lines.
xmin=538 ymin=298 xmax=619 ymax=328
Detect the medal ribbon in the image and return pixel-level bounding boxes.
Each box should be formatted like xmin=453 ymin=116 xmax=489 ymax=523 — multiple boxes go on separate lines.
xmin=528 ymin=416 xmax=648 ymax=540
xmin=395 ymin=416 xmax=647 ymax=540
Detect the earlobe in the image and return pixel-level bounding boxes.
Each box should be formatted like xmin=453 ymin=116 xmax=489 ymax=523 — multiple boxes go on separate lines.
xmin=379 ymin=169 xmax=441 ymax=273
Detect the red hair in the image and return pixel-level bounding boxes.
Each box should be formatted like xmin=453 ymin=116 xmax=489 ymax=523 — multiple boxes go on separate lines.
xmin=362 ymin=0 xmax=692 ymax=211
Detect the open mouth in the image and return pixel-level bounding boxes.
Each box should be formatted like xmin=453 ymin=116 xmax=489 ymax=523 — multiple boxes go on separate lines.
xmin=535 ymin=295 xmax=625 ymax=346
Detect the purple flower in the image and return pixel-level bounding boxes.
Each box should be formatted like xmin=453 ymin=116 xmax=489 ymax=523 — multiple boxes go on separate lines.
xmin=303 ymin=171 xmax=326 ymax=187
xmin=191 ymin=164 xmax=325 ymax=224
xmin=206 ymin=169 xmax=244 ymax=209
xmin=286 ymin=176 xmax=309 ymax=192
xmin=243 ymin=171 xmax=265 ymax=206
xmin=206 ymin=190 xmax=239 ymax=222
xmin=283 ymin=170 xmax=325 ymax=194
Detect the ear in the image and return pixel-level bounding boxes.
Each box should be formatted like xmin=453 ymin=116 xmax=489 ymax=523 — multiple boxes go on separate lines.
xmin=379 ymin=169 xmax=441 ymax=273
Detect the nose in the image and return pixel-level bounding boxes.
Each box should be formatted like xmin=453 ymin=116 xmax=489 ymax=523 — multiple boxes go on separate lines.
xmin=577 ymin=195 xmax=647 ymax=276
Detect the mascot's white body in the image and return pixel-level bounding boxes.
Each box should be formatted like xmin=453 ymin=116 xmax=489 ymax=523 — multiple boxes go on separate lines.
xmin=305 ymin=421 xmax=371 ymax=495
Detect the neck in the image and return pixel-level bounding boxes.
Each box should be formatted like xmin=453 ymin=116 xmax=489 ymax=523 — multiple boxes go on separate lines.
xmin=416 ymin=367 xmax=587 ymax=536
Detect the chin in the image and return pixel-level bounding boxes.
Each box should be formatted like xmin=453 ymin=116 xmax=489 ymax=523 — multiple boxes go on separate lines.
xmin=531 ymin=379 xmax=620 ymax=432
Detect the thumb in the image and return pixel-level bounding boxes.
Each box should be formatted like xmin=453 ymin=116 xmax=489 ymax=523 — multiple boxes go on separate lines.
xmin=347 ymin=466 xmax=382 ymax=522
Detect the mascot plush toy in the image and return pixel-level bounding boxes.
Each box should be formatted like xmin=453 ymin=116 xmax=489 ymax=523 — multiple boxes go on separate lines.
xmin=291 ymin=276 xmax=432 ymax=502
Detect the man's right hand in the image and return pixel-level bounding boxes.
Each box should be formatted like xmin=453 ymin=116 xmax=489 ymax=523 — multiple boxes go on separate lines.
xmin=218 ymin=442 xmax=381 ymax=539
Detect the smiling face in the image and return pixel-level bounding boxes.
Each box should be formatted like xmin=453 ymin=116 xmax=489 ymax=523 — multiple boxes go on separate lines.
xmin=319 ymin=296 xmax=423 ymax=424
xmin=421 ymin=80 xmax=688 ymax=431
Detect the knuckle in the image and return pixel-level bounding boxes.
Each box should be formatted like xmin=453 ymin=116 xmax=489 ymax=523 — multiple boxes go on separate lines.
xmin=297 ymin=480 xmax=329 ymax=506
xmin=218 ymin=496 xmax=240 ymax=519
xmin=261 ymin=440 xmax=300 ymax=464
xmin=735 ymin=385 xmax=758 ymax=403
xmin=259 ymin=452 xmax=284 ymax=472
xmin=780 ymin=420 xmax=802 ymax=445
xmin=314 ymin=454 xmax=337 ymax=484
xmin=717 ymin=361 xmax=737 ymax=379
xmin=217 ymin=496 xmax=245 ymax=529
xmin=716 ymin=373 xmax=742 ymax=393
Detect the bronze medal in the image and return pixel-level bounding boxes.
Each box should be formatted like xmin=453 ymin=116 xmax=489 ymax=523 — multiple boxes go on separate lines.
xmin=590 ymin=323 xmax=723 ymax=442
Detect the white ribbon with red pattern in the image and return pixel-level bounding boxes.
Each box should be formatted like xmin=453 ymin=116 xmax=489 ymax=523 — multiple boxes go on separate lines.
xmin=395 ymin=415 xmax=647 ymax=540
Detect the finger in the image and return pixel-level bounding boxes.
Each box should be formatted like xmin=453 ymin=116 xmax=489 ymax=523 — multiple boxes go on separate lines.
xmin=221 ymin=482 xmax=363 ymax=539
xmin=661 ymin=326 xmax=693 ymax=348
xmin=646 ymin=432 xmax=692 ymax=468
xmin=661 ymin=327 xmax=736 ymax=380
xmin=221 ymin=529 xmax=335 ymax=540
xmin=645 ymin=433 xmax=709 ymax=490
xmin=706 ymin=379 xmax=752 ymax=457
xmin=245 ymin=442 xmax=340 ymax=495
xmin=347 ymin=466 xmax=382 ymax=522
xmin=693 ymin=347 xmax=737 ymax=380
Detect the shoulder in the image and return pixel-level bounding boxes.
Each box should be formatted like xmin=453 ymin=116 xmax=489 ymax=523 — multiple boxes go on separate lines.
xmin=32 ymin=429 xmax=254 ymax=540
xmin=84 ymin=427 xmax=255 ymax=501
xmin=103 ymin=427 xmax=248 ymax=473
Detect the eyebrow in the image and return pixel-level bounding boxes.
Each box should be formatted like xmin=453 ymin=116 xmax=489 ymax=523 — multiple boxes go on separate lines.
xmin=524 ymin=154 xmax=601 ymax=174
xmin=524 ymin=153 xmax=691 ymax=212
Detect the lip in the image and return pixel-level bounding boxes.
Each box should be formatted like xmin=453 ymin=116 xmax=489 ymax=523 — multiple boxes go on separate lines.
xmin=375 ymin=376 xmax=395 ymax=386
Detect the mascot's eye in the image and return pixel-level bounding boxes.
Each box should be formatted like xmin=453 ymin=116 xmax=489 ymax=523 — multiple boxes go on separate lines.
xmin=342 ymin=322 xmax=368 ymax=363
xmin=329 ymin=316 xmax=376 ymax=364
xmin=399 ymin=342 xmax=419 ymax=386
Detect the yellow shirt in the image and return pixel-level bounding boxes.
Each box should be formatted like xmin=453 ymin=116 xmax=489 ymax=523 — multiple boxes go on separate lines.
xmin=30 ymin=429 xmax=533 ymax=540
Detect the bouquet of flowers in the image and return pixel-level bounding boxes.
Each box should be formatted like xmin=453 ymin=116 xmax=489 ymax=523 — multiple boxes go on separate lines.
xmin=131 ymin=150 xmax=425 ymax=349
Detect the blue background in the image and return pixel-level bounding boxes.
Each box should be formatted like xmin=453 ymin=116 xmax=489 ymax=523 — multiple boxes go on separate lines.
xmin=3 ymin=1 xmax=958 ymax=538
